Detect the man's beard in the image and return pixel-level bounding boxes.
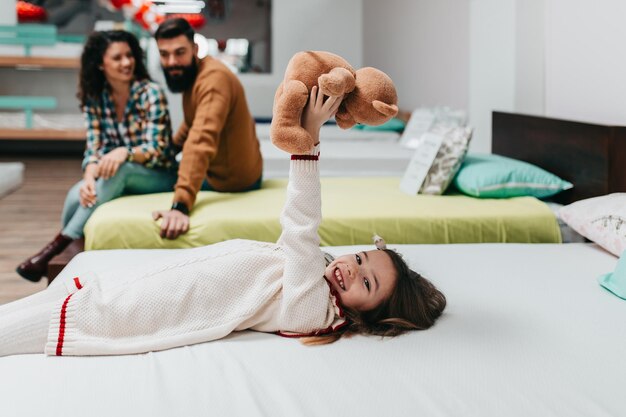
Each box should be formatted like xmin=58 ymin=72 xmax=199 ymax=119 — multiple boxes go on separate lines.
xmin=162 ymin=60 xmax=198 ymax=93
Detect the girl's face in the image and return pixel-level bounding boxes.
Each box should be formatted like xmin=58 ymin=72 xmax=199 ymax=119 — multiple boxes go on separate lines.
xmin=325 ymin=250 xmax=397 ymax=312
xmin=101 ymin=41 xmax=135 ymax=84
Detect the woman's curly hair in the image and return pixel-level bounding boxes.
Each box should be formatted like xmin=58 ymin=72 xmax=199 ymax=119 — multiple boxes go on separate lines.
xmin=77 ymin=30 xmax=151 ymax=107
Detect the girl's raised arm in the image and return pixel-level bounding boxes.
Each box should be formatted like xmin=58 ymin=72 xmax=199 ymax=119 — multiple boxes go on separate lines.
xmin=276 ymin=88 xmax=341 ymax=331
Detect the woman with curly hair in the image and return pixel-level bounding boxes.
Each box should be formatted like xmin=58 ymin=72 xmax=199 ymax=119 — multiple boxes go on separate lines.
xmin=16 ymin=30 xmax=179 ymax=282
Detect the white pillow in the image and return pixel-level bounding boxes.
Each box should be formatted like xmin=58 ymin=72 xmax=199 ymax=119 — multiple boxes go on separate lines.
xmin=559 ymin=193 xmax=626 ymax=256
xmin=420 ymin=126 xmax=472 ymax=195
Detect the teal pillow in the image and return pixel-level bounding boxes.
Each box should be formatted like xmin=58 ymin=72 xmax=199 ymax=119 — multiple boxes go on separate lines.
xmin=452 ymin=153 xmax=573 ymax=198
xmin=352 ymin=117 xmax=406 ymax=132
xmin=598 ymin=250 xmax=626 ymax=300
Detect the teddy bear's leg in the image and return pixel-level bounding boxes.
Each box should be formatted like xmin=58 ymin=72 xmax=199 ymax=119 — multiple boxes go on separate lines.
xmin=271 ymin=81 xmax=284 ymax=114
xmin=269 ymin=80 xmax=314 ymax=154
xmin=318 ymin=67 xmax=356 ymax=97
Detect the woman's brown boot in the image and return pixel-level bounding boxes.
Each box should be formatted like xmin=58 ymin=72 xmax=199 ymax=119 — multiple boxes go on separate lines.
xmin=16 ymin=233 xmax=74 ymax=282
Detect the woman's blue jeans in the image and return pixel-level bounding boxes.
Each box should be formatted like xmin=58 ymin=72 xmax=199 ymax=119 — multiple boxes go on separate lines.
xmin=61 ymin=162 xmax=178 ymax=239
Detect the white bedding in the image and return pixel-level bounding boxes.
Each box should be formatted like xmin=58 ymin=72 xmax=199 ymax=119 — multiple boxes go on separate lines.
xmin=0 ymin=162 xmax=24 ymax=199
xmin=1 ymin=243 xmax=624 ymax=417
xmin=256 ymin=123 xmax=411 ymax=178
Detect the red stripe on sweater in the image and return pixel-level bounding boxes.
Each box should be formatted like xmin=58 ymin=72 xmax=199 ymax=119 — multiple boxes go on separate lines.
xmin=73 ymin=277 xmax=82 ymax=290
xmin=56 ymin=293 xmax=74 ymax=356
xmin=291 ymin=154 xmax=319 ymax=161
xmin=276 ymin=328 xmax=330 ymax=338
xmin=276 ymin=320 xmax=349 ymax=338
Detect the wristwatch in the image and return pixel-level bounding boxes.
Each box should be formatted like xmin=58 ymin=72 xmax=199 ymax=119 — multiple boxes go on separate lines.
xmin=171 ymin=201 xmax=189 ymax=215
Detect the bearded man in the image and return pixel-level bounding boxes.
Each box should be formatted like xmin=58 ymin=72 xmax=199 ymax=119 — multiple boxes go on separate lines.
xmin=153 ymin=18 xmax=263 ymax=239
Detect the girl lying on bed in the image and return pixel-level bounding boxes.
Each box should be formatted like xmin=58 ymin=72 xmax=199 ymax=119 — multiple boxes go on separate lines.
xmin=0 ymin=88 xmax=446 ymax=357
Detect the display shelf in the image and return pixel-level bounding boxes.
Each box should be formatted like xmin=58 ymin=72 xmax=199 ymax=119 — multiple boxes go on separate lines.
xmin=0 ymin=55 xmax=80 ymax=69
xmin=0 ymin=128 xmax=85 ymax=140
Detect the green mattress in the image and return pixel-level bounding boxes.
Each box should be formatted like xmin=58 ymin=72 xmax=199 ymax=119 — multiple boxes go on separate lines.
xmin=84 ymin=177 xmax=562 ymax=250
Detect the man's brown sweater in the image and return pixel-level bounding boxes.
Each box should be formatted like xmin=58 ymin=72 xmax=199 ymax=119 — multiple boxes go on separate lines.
xmin=173 ymin=56 xmax=262 ymax=209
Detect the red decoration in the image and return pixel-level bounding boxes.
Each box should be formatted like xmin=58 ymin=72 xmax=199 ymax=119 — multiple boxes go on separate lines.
xmin=104 ymin=0 xmax=207 ymax=33
xmin=16 ymin=1 xmax=47 ymax=23
xmin=132 ymin=2 xmax=153 ymax=30
xmin=167 ymin=13 xmax=207 ymax=30
xmin=109 ymin=0 xmax=132 ymax=9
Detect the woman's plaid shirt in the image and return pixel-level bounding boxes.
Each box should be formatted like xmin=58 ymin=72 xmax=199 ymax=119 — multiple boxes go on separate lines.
xmin=81 ymin=79 xmax=178 ymax=170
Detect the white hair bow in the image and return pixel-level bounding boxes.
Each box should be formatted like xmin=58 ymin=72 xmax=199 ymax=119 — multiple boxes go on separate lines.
xmin=372 ymin=234 xmax=387 ymax=250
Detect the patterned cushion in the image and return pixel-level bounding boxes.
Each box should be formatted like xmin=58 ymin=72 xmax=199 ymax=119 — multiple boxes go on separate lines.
xmin=560 ymin=193 xmax=626 ymax=256
xmin=420 ymin=126 xmax=472 ymax=195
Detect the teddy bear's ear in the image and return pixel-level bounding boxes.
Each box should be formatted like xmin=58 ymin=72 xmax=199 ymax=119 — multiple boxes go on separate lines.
xmin=372 ymin=101 xmax=399 ymax=118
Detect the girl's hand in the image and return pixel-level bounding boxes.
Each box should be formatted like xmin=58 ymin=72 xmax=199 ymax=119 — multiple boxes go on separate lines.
xmin=99 ymin=146 xmax=129 ymax=179
xmin=301 ymin=86 xmax=342 ymax=145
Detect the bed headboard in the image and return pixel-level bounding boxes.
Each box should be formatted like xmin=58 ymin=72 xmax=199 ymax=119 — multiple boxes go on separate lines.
xmin=492 ymin=111 xmax=626 ymax=205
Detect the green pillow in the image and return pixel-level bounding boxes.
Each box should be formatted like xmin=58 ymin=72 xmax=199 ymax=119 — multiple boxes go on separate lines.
xmin=452 ymin=153 xmax=573 ymax=198
xmin=598 ymin=250 xmax=626 ymax=300
xmin=352 ymin=117 xmax=406 ymax=132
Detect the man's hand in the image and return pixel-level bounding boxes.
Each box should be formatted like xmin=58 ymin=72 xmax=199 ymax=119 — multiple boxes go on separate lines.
xmin=152 ymin=209 xmax=190 ymax=239
xmin=99 ymin=147 xmax=129 ymax=180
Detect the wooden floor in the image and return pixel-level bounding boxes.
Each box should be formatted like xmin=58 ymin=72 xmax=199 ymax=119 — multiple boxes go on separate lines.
xmin=0 ymin=156 xmax=82 ymax=305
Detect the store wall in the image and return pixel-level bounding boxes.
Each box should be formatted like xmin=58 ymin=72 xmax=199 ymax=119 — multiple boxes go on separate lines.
xmin=362 ymin=0 xmax=470 ymax=113
xmin=0 ymin=0 xmax=16 ymax=25
xmin=545 ymin=0 xmax=626 ymax=125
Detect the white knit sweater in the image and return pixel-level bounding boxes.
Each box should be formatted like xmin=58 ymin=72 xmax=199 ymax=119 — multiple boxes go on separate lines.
xmin=45 ymin=146 xmax=345 ymax=356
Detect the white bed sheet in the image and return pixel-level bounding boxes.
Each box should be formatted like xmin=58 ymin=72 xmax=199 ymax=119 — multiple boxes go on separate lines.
xmin=1 ymin=243 xmax=624 ymax=417
xmin=0 ymin=162 xmax=23 ymax=199
xmin=256 ymin=123 xmax=411 ymax=178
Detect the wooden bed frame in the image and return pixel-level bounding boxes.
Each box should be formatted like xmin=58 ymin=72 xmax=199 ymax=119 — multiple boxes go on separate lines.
xmin=492 ymin=111 xmax=626 ymax=204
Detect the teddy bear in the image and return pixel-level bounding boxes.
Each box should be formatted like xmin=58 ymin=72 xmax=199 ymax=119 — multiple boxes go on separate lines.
xmin=270 ymin=51 xmax=399 ymax=154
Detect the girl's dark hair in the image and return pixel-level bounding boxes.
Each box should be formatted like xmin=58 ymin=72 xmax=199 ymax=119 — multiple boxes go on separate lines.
xmin=77 ymin=30 xmax=150 ymax=106
xmin=154 ymin=17 xmax=195 ymax=42
xmin=303 ymin=249 xmax=447 ymax=345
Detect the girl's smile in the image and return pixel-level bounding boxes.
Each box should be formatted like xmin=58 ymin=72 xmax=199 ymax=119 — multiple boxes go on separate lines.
xmin=333 ymin=267 xmax=346 ymax=290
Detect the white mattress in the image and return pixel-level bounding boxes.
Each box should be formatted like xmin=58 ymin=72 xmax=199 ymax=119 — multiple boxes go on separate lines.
xmin=256 ymin=123 xmax=412 ymax=178
xmin=0 ymin=43 xmax=83 ymax=58
xmin=0 ymin=112 xmax=84 ymax=130
xmin=0 ymin=119 xmax=411 ymax=177
xmin=0 ymin=162 xmax=24 ymax=199
xmin=1 ymin=243 xmax=624 ymax=416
